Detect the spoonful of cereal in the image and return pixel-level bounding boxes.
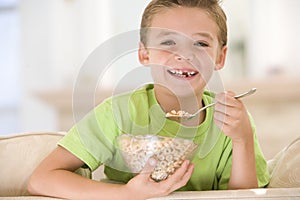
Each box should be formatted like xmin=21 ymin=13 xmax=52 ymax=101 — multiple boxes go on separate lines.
xmin=165 ymin=88 xmax=257 ymax=121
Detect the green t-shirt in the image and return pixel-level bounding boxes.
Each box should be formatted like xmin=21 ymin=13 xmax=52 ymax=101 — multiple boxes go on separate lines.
xmin=58 ymin=84 xmax=270 ymax=190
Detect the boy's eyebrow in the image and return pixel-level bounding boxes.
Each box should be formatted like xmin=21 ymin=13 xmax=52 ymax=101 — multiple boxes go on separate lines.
xmin=193 ymin=32 xmax=214 ymax=41
xmin=156 ymin=30 xmax=214 ymax=41
xmin=156 ymin=30 xmax=180 ymax=37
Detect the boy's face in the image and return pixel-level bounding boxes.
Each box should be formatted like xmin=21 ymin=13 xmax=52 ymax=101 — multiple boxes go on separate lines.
xmin=139 ymin=7 xmax=227 ymax=97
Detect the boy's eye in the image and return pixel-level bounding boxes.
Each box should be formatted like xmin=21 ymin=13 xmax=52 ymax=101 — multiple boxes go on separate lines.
xmin=194 ymin=41 xmax=209 ymax=47
xmin=160 ymin=40 xmax=176 ymax=46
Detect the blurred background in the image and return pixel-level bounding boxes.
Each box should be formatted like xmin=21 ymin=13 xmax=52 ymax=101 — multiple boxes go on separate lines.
xmin=0 ymin=0 xmax=299 ymax=160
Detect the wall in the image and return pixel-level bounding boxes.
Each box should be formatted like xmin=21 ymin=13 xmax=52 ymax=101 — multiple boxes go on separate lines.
xmin=19 ymin=0 xmax=113 ymax=132
xmin=247 ymin=0 xmax=300 ymax=78
xmin=0 ymin=0 xmax=21 ymax=134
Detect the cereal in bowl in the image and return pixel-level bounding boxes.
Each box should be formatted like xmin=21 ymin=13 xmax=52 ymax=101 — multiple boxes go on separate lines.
xmin=117 ymin=134 xmax=198 ymax=181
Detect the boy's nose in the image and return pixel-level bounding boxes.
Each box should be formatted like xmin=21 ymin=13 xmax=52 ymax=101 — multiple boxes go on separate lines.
xmin=174 ymin=52 xmax=195 ymax=62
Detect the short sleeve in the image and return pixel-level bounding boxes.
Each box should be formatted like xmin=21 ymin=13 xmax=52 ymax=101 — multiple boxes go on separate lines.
xmin=58 ymin=127 xmax=100 ymax=171
xmin=58 ymin=100 xmax=120 ymax=171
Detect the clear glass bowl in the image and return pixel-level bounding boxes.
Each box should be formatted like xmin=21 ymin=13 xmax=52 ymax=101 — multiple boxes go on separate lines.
xmin=117 ymin=134 xmax=198 ymax=181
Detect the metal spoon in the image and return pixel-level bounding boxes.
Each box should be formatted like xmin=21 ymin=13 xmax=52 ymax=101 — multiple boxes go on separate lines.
xmin=165 ymin=88 xmax=257 ymax=121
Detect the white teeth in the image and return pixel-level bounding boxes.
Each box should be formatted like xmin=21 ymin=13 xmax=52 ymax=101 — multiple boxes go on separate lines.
xmin=188 ymin=71 xmax=196 ymax=76
xmin=168 ymin=69 xmax=197 ymax=77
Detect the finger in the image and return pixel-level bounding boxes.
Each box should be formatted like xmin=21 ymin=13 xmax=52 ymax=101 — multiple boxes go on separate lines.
xmin=166 ymin=160 xmax=190 ymax=183
xmin=215 ymin=91 xmax=238 ymax=107
xmin=139 ymin=157 xmax=157 ymax=179
xmin=214 ymin=103 xmax=228 ymax=117
xmin=181 ymin=163 xmax=194 ymax=182
xmin=155 ymin=160 xmax=191 ymax=194
xmin=214 ymin=118 xmax=231 ymax=135
xmin=214 ymin=104 xmax=238 ymax=117
xmin=214 ymin=109 xmax=239 ymax=128
xmin=164 ymin=161 xmax=194 ymax=191
xmin=215 ymin=92 xmax=226 ymax=105
xmin=214 ymin=116 xmax=227 ymax=131
xmin=214 ymin=111 xmax=227 ymax=124
xmin=172 ymin=163 xmax=194 ymax=190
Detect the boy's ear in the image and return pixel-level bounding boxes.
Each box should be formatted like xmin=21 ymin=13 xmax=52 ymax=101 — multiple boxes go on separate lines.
xmin=215 ymin=46 xmax=227 ymax=70
xmin=138 ymin=42 xmax=150 ymax=65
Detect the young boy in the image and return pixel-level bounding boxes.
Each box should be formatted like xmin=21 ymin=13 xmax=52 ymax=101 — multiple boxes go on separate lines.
xmin=28 ymin=0 xmax=270 ymax=199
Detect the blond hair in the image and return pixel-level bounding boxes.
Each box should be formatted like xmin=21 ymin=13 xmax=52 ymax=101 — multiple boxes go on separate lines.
xmin=140 ymin=0 xmax=227 ymax=47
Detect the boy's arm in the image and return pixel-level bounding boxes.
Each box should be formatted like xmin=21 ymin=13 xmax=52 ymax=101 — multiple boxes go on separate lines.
xmin=228 ymin=135 xmax=258 ymax=189
xmin=28 ymin=146 xmax=126 ymax=200
xmin=214 ymin=91 xmax=258 ymax=189
xmin=28 ymin=146 xmax=194 ymax=200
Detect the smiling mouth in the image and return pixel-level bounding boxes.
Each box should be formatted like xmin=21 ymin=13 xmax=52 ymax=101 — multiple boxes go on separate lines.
xmin=167 ymin=69 xmax=198 ymax=78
